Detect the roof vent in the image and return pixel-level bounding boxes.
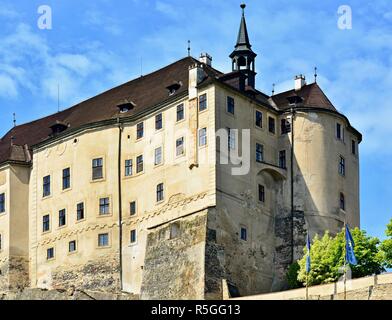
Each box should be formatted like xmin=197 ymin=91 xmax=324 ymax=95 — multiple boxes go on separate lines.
xmin=50 ymin=121 xmax=68 ymax=135
xmin=166 ymin=81 xmax=183 ymax=96
xmin=117 ymin=98 xmax=136 ymax=113
xmin=199 ymin=53 xmax=212 ymax=67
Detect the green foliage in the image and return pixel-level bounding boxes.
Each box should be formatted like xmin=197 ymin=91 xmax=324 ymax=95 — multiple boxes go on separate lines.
xmin=380 ymin=219 xmax=392 ymax=268
xmin=297 ymin=228 xmax=384 ymax=286
xmin=286 ymin=262 xmax=302 ymax=289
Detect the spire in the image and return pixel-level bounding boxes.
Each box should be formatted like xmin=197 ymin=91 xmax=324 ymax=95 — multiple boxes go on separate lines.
xmin=235 ymin=4 xmax=251 ymax=50
xmin=229 ymin=3 xmax=257 ymax=89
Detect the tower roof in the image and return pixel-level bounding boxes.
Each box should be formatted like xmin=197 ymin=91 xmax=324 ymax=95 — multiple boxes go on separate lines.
xmin=230 ymin=4 xmax=255 ymax=56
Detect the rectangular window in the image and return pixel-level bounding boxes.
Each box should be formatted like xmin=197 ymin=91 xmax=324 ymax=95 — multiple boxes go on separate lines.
xmin=268 ymin=117 xmax=275 ymax=134
xmin=130 ymin=201 xmax=137 ymax=216
xmin=177 ymin=104 xmax=184 ymax=122
xmin=62 ymin=168 xmax=70 ymax=190
xmin=340 ymin=193 xmax=345 ymax=211
xmin=336 ymin=123 xmax=344 ymax=140
xmin=92 ymin=158 xmax=103 ymax=180
xmin=0 ymin=234 xmax=2 ymax=251
xmin=227 ymin=96 xmax=235 ymax=114
xmin=156 ymin=183 xmax=164 ymax=202
xmin=130 ymin=229 xmax=137 ymax=244
xmin=199 ymin=128 xmax=207 ymax=147
xmin=99 ymin=197 xmax=110 ymax=215
xmin=227 ymin=128 xmax=236 ymax=150
xmin=69 ymin=240 xmax=77 ymax=253
xmin=351 ymin=140 xmax=356 ymax=155
xmin=255 ymin=110 xmax=263 ymax=128
xmin=176 ymin=137 xmax=185 ymax=156
xmin=136 ymin=155 xmax=144 ymax=173
xmin=43 ymin=175 xmax=51 ymax=197
xmin=258 ymin=184 xmax=265 ymax=202
xmin=43 ymin=215 xmax=50 ymax=232
xmin=279 ymin=150 xmax=286 ymax=169
xmin=199 ymin=93 xmax=207 ymax=111
xmin=47 ymin=247 xmax=54 ymax=260
xmin=98 ymin=233 xmax=109 ymax=247
xmin=155 ymin=113 xmax=163 ymax=130
xmin=154 ymin=147 xmax=162 ymax=165
xmin=339 ymin=156 xmax=346 ymax=176
xmin=77 ymin=202 xmax=85 ymax=221
xmin=240 ymin=227 xmax=247 ymax=241
xmin=0 ymin=193 xmax=5 ymax=213
xmin=136 ymin=122 xmax=144 ymax=139
xmin=256 ymin=143 xmax=264 ymax=163
xmin=58 ymin=209 xmax=66 ymax=227
xmin=281 ymin=118 xmax=291 ymax=134
xmin=125 ymin=159 xmax=133 ymax=176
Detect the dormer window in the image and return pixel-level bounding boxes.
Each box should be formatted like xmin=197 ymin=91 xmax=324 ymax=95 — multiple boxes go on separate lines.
xmin=49 ymin=121 xmax=68 ymax=135
xmin=117 ymin=98 xmax=136 ymax=114
xmin=287 ymin=95 xmax=303 ymax=105
xmin=166 ymin=81 xmax=182 ymax=96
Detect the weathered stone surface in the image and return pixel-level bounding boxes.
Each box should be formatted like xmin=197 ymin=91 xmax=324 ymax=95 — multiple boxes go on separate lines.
xmin=140 ymin=213 xmax=207 ymax=300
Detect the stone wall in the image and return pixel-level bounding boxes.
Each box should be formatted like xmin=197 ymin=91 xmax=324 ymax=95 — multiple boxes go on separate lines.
xmin=0 ymin=257 xmax=29 ymax=291
xmin=140 ymin=212 xmax=207 ymax=300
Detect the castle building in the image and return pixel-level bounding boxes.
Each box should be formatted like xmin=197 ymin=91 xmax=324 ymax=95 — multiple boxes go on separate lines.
xmin=0 ymin=5 xmax=361 ymax=299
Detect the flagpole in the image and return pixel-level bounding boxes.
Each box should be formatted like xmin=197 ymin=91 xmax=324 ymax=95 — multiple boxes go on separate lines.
xmin=344 ymin=222 xmax=347 ymax=300
xmin=306 ymin=272 xmax=309 ymax=300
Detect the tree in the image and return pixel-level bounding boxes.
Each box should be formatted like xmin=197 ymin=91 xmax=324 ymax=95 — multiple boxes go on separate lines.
xmin=296 ymin=228 xmax=384 ymax=286
xmin=286 ymin=262 xmax=302 ymax=289
xmin=380 ymin=219 xmax=392 ymax=268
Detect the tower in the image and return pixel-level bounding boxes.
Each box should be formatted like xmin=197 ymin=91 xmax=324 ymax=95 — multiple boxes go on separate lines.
xmin=229 ymin=3 xmax=257 ymax=88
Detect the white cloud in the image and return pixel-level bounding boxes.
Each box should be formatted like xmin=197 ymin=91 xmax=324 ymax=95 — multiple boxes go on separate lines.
xmin=0 ymin=74 xmax=17 ymax=98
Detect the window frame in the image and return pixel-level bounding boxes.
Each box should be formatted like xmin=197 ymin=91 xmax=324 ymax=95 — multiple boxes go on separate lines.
xmin=156 ymin=183 xmax=164 ymax=203
xmin=58 ymin=209 xmax=67 ymax=227
xmin=279 ymin=150 xmax=286 ymax=169
xmin=69 ymin=240 xmax=77 ymax=253
xmin=125 ymin=159 xmax=133 ymax=177
xmin=42 ymin=214 xmax=51 ymax=233
xmin=76 ymin=202 xmax=85 ymax=221
xmin=154 ymin=146 xmax=163 ymax=166
xmin=340 ymin=192 xmax=346 ymax=211
xmin=136 ymin=155 xmax=144 ymax=173
xmin=281 ymin=118 xmax=291 ymax=135
xmin=62 ymin=167 xmax=71 ymax=190
xmin=92 ymin=158 xmax=104 ymax=181
xmin=176 ymin=103 xmax=185 ymax=122
xmin=227 ymin=96 xmax=235 ymax=115
xmin=198 ymin=93 xmax=207 ymax=112
xmin=0 ymin=193 xmax=5 ymax=214
xmin=240 ymin=227 xmax=247 ymax=241
xmin=43 ymin=175 xmax=51 ymax=197
xmin=176 ymin=137 xmax=185 ymax=157
xmin=130 ymin=229 xmax=137 ymax=244
xmin=46 ymin=247 xmax=55 ymax=260
xmin=155 ymin=113 xmax=163 ymax=131
xmin=98 ymin=233 xmax=110 ymax=247
xmin=268 ymin=116 xmax=276 ymax=134
xmin=255 ymin=110 xmax=263 ymax=128
xmin=256 ymin=143 xmax=264 ymax=163
xmin=99 ymin=197 xmax=110 ymax=215
xmin=339 ymin=156 xmax=346 ymax=176
xmin=130 ymin=201 xmax=137 ymax=216
xmin=136 ymin=121 xmax=144 ymax=140
xmin=198 ymin=128 xmax=207 ymax=147
xmin=258 ymin=184 xmax=265 ymax=203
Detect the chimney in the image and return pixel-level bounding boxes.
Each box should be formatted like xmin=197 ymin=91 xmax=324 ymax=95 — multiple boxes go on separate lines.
xmin=199 ymin=53 xmax=212 ymax=67
xmin=188 ymin=63 xmax=205 ymax=100
xmin=294 ymin=74 xmax=306 ymax=91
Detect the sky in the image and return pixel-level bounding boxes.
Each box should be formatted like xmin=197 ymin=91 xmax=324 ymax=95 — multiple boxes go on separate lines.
xmin=0 ymin=0 xmax=391 ymax=240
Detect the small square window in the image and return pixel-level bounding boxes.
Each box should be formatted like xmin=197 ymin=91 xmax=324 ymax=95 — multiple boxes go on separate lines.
xmin=47 ymin=247 xmax=54 ymax=260
xmin=227 ymin=96 xmax=235 ymax=114
xmin=136 ymin=122 xmax=144 ymax=139
xmin=69 ymin=240 xmax=77 ymax=253
xmin=199 ymin=94 xmax=207 ymax=112
xmin=98 ymin=233 xmax=109 ymax=247
xmin=130 ymin=201 xmax=137 ymax=216
xmin=240 ymin=227 xmax=247 ymax=241
xmin=177 ymin=104 xmax=184 ymax=122
xmin=130 ymin=229 xmax=137 ymax=244
xmin=99 ymin=197 xmax=110 ymax=215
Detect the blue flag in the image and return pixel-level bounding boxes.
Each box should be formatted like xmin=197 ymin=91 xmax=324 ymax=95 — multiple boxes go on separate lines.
xmin=345 ymin=225 xmax=358 ymax=266
xmin=306 ymin=233 xmax=311 ymax=273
